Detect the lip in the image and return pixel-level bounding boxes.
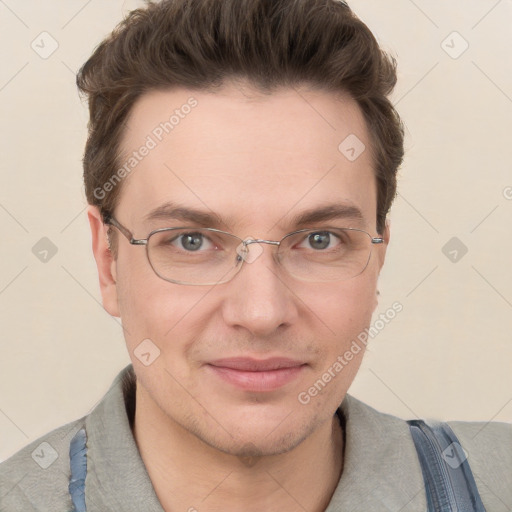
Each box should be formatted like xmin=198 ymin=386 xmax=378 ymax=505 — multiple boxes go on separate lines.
xmin=209 ymin=357 xmax=305 ymax=371
xmin=207 ymin=357 xmax=307 ymax=392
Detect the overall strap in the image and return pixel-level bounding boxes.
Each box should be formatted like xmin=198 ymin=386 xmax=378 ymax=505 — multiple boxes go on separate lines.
xmin=69 ymin=428 xmax=88 ymax=512
xmin=407 ymin=419 xmax=486 ymax=512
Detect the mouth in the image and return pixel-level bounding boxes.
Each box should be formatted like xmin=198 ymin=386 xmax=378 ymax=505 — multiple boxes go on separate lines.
xmin=206 ymin=357 xmax=307 ymax=392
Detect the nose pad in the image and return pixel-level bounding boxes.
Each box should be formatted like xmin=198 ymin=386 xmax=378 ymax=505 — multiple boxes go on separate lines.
xmin=235 ymin=237 xmax=265 ymax=264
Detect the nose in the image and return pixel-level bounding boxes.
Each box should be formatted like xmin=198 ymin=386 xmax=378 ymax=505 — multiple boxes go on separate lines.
xmin=220 ymin=241 xmax=299 ymax=338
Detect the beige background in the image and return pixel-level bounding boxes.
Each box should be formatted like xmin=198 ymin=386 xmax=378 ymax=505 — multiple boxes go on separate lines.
xmin=1 ymin=0 xmax=511 ymax=462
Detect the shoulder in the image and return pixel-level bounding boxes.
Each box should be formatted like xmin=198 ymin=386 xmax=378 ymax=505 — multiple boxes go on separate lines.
xmin=336 ymin=394 xmax=511 ymax=510
xmin=446 ymin=416 xmax=512 ymax=452
xmin=0 ymin=365 xmax=134 ymax=512
xmin=446 ymin=418 xmax=512 ymax=508
xmin=0 ymin=416 xmax=86 ymax=512
xmin=446 ymin=416 xmax=512 ymax=446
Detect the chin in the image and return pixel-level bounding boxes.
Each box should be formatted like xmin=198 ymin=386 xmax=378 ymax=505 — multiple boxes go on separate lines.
xmin=188 ymin=413 xmax=317 ymax=459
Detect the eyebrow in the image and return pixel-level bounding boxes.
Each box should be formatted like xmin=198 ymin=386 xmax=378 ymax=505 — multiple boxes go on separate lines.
xmin=143 ymin=201 xmax=366 ymax=230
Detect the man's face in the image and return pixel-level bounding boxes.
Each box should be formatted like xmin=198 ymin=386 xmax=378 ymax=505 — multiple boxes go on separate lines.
xmin=91 ymin=82 xmax=388 ymax=456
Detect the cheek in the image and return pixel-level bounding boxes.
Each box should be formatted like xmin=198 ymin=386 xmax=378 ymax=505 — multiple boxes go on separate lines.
xmin=115 ymin=251 xmax=175 ymax=349
xmin=306 ymin=277 xmax=376 ymax=381
xmin=311 ymin=276 xmax=377 ymax=338
xmin=116 ymin=262 xmax=211 ymax=370
xmin=297 ymin=279 xmax=376 ymax=413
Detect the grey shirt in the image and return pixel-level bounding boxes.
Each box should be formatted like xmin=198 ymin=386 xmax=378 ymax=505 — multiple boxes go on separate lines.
xmin=1 ymin=364 xmax=511 ymax=511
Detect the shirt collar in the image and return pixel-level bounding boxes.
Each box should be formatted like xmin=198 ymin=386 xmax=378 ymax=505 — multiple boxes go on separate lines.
xmin=85 ymin=365 xmax=164 ymax=512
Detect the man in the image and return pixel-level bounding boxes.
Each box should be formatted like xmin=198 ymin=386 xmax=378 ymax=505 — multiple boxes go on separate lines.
xmin=1 ymin=0 xmax=510 ymax=511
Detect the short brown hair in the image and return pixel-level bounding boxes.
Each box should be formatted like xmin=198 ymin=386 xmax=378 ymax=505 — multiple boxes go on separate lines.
xmin=77 ymin=0 xmax=404 ymax=257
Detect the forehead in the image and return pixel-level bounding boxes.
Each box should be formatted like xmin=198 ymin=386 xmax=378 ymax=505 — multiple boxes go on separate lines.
xmin=116 ymin=82 xmax=377 ymax=233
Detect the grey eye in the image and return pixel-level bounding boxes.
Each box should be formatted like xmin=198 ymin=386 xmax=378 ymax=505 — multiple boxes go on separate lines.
xmin=180 ymin=232 xmax=204 ymax=251
xmin=308 ymin=232 xmax=331 ymax=250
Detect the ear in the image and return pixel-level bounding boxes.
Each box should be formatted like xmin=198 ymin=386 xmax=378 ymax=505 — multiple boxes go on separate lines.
xmin=87 ymin=205 xmax=120 ymax=318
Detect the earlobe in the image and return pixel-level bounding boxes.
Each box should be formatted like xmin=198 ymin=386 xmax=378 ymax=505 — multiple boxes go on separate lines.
xmin=87 ymin=205 xmax=120 ymax=318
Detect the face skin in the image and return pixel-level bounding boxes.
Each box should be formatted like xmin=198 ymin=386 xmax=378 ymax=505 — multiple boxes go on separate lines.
xmin=88 ymin=81 xmax=389 ymax=511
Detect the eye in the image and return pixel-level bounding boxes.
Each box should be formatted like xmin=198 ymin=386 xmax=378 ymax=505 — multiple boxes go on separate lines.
xmin=168 ymin=231 xmax=216 ymax=252
xmin=298 ymin=231 xmax=344 ymax=251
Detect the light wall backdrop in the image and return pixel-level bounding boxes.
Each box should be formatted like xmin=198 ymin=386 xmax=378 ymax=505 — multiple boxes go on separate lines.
xmin=1 ymin=0 xmax=511 ymax=462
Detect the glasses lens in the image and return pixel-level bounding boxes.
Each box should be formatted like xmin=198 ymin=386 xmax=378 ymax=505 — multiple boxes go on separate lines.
xmin=279 ymin=228 xmax=373 ymax=281
xmin=146 ymin=227 xmax=374 ymax=285
xmin=147 ymin=228 xmax=241 ymax=285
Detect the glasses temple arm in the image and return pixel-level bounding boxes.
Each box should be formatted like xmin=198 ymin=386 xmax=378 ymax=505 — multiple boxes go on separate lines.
xmin=103 ymin=214 xmax=136 ymax=243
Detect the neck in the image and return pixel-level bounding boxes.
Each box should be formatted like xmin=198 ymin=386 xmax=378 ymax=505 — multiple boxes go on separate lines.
xmin=132 ymin=382 xmax=344 ymax=512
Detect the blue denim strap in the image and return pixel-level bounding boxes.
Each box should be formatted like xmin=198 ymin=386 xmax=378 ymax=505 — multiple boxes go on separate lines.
xmin=69 ymin=428 xmax=88 ymax=512
xmin=407 ymin=419 xmax=486 ymax=512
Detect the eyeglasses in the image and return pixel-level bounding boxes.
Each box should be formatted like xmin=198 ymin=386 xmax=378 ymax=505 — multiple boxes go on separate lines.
xmin=104 ymin=214 xmax=384 ymax=286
